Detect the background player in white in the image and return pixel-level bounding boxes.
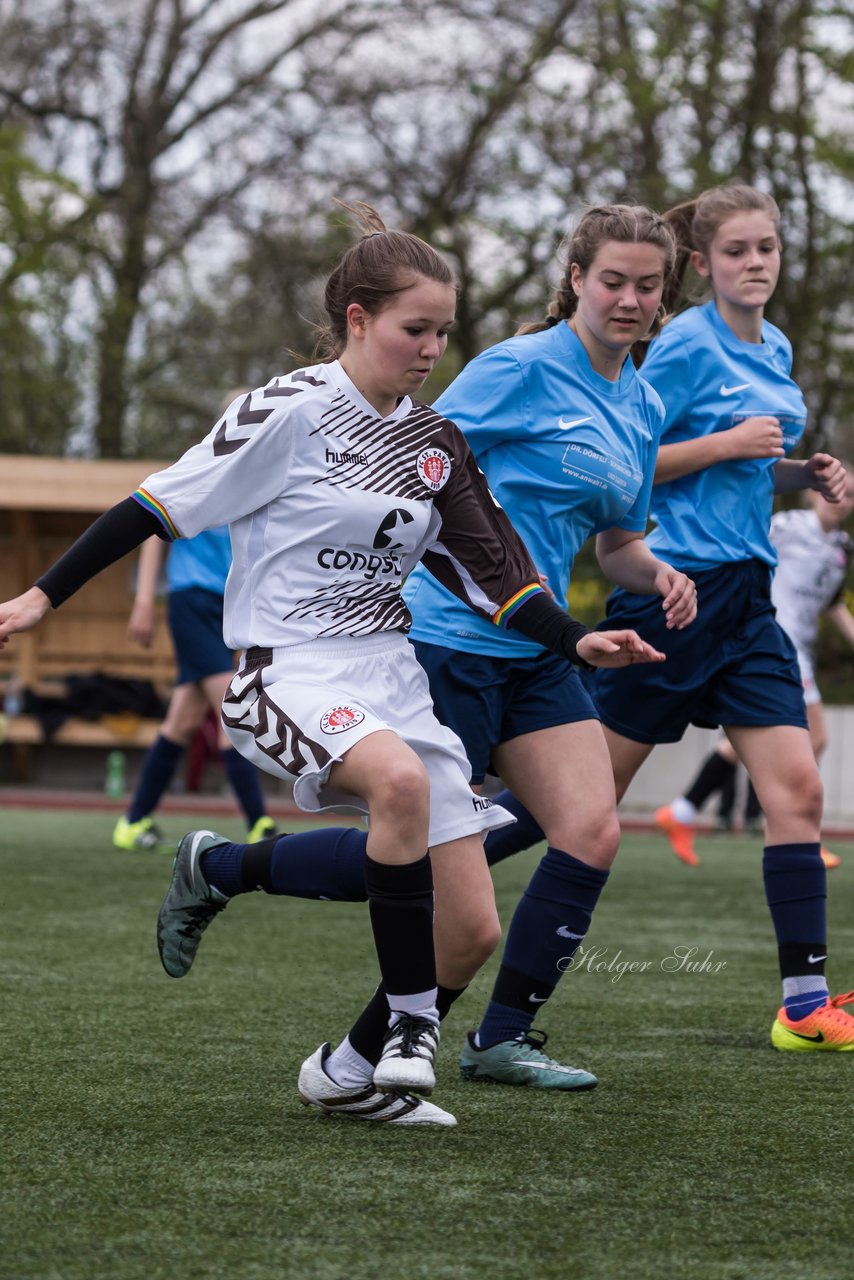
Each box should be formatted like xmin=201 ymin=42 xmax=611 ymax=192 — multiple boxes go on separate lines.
xmin=657 ymin=463 xmax=854 ymax=867
xmin=0 ymin=203 xmax=664 ymax=1126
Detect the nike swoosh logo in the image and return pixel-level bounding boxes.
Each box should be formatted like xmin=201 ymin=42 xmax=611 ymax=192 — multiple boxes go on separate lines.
xmin=788 ymin=1029 xmax=824 ymax=1044
xmin=509 ymin=1060 xmax=588 ymax=1074
xmin=719 ymin=382 xmax=751 ymax=397
xmin=556 ymin=926 xmax=584 ymax=939
xmin=558 ymin=416 xmax=593 ymax=429
xmin=807 ymin=953 xmax=827 ymax=964
xmin=528 ymin=994 xmax=548 ymax=1003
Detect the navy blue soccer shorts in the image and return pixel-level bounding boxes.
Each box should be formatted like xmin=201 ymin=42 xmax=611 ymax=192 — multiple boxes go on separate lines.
xmin=592 ymin=558 xmax=808 ymax=744
xmin=410 ymin=639 xmax=599 ymax=785
xmin=167 ymin=586 xmax=233 ymax=686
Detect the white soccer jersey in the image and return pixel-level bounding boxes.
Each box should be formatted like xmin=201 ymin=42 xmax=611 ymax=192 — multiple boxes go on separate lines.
xmin=134 ymin=361 xmax=542 ymax=651
xmin=770 ymin=507 xmax=852 ymax=659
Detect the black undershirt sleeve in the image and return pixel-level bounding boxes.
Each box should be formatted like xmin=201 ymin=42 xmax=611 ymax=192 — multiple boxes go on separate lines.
xmin=504 ymin=592 xmax=594 ymax=669
xmin=36 ymin=497 xmax=169 ymax=608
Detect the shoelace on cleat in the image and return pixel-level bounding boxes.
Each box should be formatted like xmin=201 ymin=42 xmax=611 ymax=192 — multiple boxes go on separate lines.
xmin=176 ymin=900 xmax=226 ymax=938
xmin=515 ymin=1029 xmax=562 ymax=1065
xmin=829 ymin=989 xmax=854 ymax=1010
xmin=389 ymin=1017 xmax=437 ymax=1059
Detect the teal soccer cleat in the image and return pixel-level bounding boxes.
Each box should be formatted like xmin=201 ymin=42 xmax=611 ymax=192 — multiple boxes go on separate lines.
xmin=459 ymin=1029 xmax=598 ymax=1090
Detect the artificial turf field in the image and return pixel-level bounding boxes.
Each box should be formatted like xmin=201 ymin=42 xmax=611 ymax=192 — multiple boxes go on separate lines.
xmin=3 ymin=808 xmax=853 ymax=1280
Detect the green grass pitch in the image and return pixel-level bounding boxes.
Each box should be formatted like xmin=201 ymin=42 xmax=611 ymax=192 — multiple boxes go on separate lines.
xmin=3 ymin=808 xmax=853 ymax=1280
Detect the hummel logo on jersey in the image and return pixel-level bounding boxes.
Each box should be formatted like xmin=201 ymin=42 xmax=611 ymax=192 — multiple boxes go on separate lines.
xmin=558 ymin=416 xmax=593 ymax=430
xmin=719 ymin=382 xmax=751 ymax=396
xmin=326 ymin=447 xmax=368 ymax=467
xmin=373 ymin=508 xmax=414 ymax=550
xmin=808 ymin=953 xmax=827 ymax=964
xmin=556 ymin=925 xmax=584 ymax=940
xmin=472 ymin=795 xmax=494 ymax=812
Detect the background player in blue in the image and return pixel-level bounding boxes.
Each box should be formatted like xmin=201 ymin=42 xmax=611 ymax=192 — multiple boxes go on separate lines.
xmin=593 ymin=184 xmax=854 ymax=1052
xmin=657 ymin=463 xmax=854 ymax=867
xmin=112 ymin=522 xmax=275 ymax=852
xmin=401 ymin=203 xmax=698 ymax=1088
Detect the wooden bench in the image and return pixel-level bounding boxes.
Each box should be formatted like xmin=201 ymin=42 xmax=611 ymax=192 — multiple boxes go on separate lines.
xmin=0 ymin=454 xmax=175 ymax=778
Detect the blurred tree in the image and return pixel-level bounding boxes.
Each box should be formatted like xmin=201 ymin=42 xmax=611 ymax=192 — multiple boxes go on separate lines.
xmin=0 ymin=0 xmax=397 ymax=455
xmin=0 ymin=0 xmax=851 ymax=464
xmin=0 ymin=127 xmax=91 ymax=452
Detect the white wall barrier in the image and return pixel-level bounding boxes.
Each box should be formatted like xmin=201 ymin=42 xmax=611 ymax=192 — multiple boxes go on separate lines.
xmin=619 ymin=706 xmax=854 ymax=830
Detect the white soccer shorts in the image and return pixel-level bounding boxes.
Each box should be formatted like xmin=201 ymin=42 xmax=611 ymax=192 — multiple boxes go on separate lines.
xmin=222 ymin=630 xmax=513 ymax=848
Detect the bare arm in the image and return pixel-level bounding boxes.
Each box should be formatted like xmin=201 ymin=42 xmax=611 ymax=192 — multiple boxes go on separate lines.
xmin=596 ymin=527 xmax=697 ymax=630
xmin=774 ymin=453 xmax=847 ymax=502
xmin=127 ymin=537 xmax=166 ymax=649
xmin=826 ymin=599 xmax=854 ymax=648
xmin=654 ymin=416 xmax=784 ymax=484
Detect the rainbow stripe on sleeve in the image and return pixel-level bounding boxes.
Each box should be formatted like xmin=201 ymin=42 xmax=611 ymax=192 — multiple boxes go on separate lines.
xmin=493 ymin=582 xmax=544 ymax=628
xmin=133 ymin=488 xmax=181 ymax=540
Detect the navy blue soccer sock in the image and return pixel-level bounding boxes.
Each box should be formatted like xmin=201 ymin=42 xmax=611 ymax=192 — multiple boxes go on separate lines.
xmin=476 ymin=847 xmax=609 ymax=1048
xmin=200 ymin=827 xmax=370 ymax=901
xmin=762 ymin=842 xmax=828 ymax=1018
xmin=484 ymin=789 xmax=545 ymax=867
xmin=220 ymin=747 xmax=266 ymax=829
xmin=127 ymin=734 xmax=183 ymax=822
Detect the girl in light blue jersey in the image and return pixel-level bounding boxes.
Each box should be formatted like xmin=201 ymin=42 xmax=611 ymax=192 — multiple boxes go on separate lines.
xmin=593 ymin=184 xmax=854 ymax=1052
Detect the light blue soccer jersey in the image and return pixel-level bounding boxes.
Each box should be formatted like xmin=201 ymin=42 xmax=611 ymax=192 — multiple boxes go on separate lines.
xmin=404 ymin=322 xmax=664 ymax=657
xmin=642 ymin=300 xmax=808 ymax=571
xmin=166 ymin=526 xmax=231 ymax=595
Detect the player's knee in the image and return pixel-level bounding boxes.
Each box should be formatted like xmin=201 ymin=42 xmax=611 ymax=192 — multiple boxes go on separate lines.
xmin=370 ymin=758 xmax=430 ymax=828
xmin=548 ymin=808 xmax=620 ymax=867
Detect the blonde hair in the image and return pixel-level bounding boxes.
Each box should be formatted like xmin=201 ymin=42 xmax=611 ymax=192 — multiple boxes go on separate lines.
xmin=313 ymin=201 xmax=457 ymax=360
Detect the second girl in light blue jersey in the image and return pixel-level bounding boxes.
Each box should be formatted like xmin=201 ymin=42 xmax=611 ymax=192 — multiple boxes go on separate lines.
xmin=594 ymin=184 xmax=854 ymax=1053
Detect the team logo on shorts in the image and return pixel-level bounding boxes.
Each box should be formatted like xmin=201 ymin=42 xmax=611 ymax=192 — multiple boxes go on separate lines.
xmin=320 ymin=705 xmax=366 ymax=735
xmin=416 ymin=448 xmax=451 ymax=492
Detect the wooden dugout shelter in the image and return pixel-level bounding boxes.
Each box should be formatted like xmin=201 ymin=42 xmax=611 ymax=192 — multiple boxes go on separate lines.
xmin=0 ymin=454 xmax=176 ymax=757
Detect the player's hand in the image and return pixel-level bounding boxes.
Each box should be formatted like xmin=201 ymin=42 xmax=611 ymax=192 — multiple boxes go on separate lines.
xmin=128 ymin=600 xmax=156 ymax=648
xmin=653 ymin=566 xmax=697 ymax=630
xmin=725 ymin=416 xmax=784 ymax=460
xmin=804 ymin=453 xmax=847 ymax=503
xmin=576 ymin=629 xmax=665 ymax=669
xmin=0 ymin=587 xmax=51 ymax=649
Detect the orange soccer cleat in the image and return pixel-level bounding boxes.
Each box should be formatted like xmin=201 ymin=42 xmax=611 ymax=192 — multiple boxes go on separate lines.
xmin=771 ymin=990 xmax=854 ymax=1052
xmin=820 ymin=847 xmax=841 ymax=870
xmin=655 ymin=804 xmax=700 ymax=867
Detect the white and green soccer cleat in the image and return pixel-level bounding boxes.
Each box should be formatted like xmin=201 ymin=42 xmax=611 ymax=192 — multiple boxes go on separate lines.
xmin=459 ymin=1029 xmax=598 ymax=1090
xmin=156 ymin=830 xmax=230 ymax=978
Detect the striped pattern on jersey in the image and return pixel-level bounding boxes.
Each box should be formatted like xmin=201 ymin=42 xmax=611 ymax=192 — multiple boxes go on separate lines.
xmin=222 ymin=651 xmax=332 ymax=775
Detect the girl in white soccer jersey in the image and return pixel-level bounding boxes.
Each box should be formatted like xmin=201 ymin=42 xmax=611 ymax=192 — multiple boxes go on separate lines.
xmin=592 ymin=184 xmax=854 ymax=1052
xmin=0 ymin=205 xmax=663 ymax=1127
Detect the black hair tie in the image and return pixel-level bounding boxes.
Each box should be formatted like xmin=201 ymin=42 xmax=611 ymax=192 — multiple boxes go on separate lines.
xmin=545 ymin=314 xmax=559 ymax=327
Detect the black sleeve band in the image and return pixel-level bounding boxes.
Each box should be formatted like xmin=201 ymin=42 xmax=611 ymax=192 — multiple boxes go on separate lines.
xmin=504 ymin=592 xmax=594 ymax=669
xmin=36 ymin=497 xmax=169 ymax=608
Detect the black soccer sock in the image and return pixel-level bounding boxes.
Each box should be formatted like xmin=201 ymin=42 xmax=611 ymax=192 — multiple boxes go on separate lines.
xmin=365 ymin=852 xmax=437 ymax=1021
xmin=349 ymin=982 xmax=467 ymax=1066
xmin=685 ymin=749 xmax=736 ymax=810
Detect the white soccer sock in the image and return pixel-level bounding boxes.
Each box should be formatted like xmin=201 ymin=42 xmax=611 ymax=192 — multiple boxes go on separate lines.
xmin=324 ymin=1035 xmax=375 ymax=1088
xmin=671 ymin=796 xmax=698 ymax=825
